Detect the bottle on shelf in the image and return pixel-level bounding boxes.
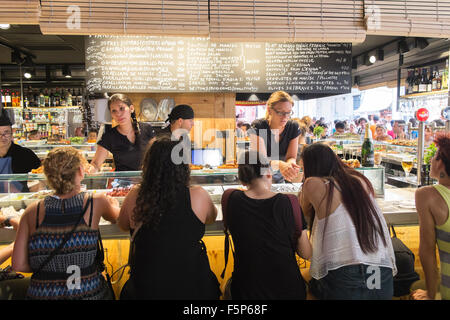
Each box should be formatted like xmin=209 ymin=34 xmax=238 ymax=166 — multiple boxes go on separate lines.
xmin=432 ymin=66 xmax=438 ymax=91
xmin=66 ymin=88 xmax=73 ymax=107
xmin=44 ymin=89 xmax=50 ymax=107
xmin=406 ymin=69 xmax=414 ymax=94
xmin=426 ymin=67 xmax=433 ymax=92
xmin=39 ymin=90 xmax=45 ymax=107
xmin=412 ymin=68 xmax=420 ymax=93
xmin=437 ymin=70 xmax=442 ymax=90
xmin=361 ymin=123 xmax=374 ymax=168
xmin=5 ymin=89 xmax=11 ymax=107
xmin=443 ymin=59 xmax=449 ymax=90
xmin=419 ymin=68 xmax=427 ymax=93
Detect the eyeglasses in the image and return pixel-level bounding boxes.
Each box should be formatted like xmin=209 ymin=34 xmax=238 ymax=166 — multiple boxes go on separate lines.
xmin=0 ymin=132 xmax=11 ymax=138
xmin=272 ymin=108 xmax=293 ymax=118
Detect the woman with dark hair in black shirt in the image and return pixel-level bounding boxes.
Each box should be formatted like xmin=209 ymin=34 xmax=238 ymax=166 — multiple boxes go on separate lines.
xmin=221 ymin=150 xmax=311 ymax=299
xmin=248 ymin=91 xmax=302 ymax=183
xmin=87 ymin=93 xmax=155 ymax=173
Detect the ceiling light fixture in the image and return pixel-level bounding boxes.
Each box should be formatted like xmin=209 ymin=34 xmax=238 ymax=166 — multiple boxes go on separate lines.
xmin=369 ymin=55 xmax=376 ymax=64
xmin=0 ymin=24 xmax=10 ymax=30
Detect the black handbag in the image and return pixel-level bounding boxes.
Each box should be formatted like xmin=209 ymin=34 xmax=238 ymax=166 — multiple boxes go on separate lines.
xmin=390 ymin=226 xmax=420 ymax=297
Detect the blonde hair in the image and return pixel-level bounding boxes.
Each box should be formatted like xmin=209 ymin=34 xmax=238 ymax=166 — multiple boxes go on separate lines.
xmin=300 ymin=116 xmax=312 ymax=127
xmin=265 ymin=91 xmax=294 ymax=120
xmin=43 ymin=147 xmax=87 ymax=195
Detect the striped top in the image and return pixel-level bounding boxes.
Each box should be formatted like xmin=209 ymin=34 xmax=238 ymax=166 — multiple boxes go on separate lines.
xmin=434 ymin=184 xmax=450 ymax=300
xmin=27 ymin=192 xmax=106 ymax=300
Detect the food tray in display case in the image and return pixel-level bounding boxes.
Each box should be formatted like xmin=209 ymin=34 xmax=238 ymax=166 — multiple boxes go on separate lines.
xmin=203 ymin=186 xmax=224 ymax=202
xmin=0 ymin=193 xmax=30 ymax=210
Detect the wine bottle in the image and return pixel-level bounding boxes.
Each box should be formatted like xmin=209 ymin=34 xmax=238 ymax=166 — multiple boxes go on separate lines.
xmin=361 ymin=123 xmax=374 ymax=167
xmin=412 ymin=69 xmax=420 ymax=93
xmin=419 ymin=68 xmax=427 ymax=93
xmin=427 ymin=68 xmax=432 ymax=92
xmin=432 ymin=66 xmax=438 ymax=91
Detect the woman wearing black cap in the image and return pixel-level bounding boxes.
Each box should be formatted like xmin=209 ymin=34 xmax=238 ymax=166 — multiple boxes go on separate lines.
xmin=87 ymin=94 xmax=156 ymax=173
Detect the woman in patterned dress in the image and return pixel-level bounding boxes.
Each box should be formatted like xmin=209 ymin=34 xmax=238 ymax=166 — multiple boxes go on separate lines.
xmin=12 ymin=147 xmax=120 ymax=300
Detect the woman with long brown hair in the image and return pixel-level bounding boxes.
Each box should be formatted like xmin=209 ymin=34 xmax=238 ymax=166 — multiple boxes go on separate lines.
xmin=117 ymin=136 xmax=220 ymax=299
xmin=298 ymin=143 xmax=396 ymax=299
xmin=87 ymin=93 xmax=155 ymax=173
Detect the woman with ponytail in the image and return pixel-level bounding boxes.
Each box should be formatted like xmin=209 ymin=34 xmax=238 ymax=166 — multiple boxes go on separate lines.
xmin=299 ymin=143 xmax=396 ymax=299
xmin=88 ymin=93 xmax=155 ymax=173
xmin=220 ymin=150 xmax=311 ymax=299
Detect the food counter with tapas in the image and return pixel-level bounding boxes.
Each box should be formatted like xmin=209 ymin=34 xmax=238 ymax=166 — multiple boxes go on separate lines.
xmin=0 ymin=167 xmax=418 ymax=244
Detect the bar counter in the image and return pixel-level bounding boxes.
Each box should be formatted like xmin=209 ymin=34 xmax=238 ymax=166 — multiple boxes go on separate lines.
xmin=0 ymin=185 xmax=418 ymax=244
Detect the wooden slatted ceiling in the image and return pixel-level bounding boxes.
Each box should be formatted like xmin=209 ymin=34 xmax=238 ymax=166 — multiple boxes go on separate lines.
xmin=0 ymin=0 xmax=40 ymax=24
xmin=209 ymin=0 xmax=366 ymax=43
xmin=39 ymin=0 xmax=209 ymax=36
xmin=365 ymin=0 xmax=450 ymax=38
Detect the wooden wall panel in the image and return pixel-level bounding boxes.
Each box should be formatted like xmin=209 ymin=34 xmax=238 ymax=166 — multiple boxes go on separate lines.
xmin=126 ymin=92 xmax=236 ymax=158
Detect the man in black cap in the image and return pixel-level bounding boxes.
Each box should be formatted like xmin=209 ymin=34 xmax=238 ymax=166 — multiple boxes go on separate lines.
xmin=157 ymin=104 xmax=195 ymax=140
xmin=0 ymin=109 xmax=40 ymax=191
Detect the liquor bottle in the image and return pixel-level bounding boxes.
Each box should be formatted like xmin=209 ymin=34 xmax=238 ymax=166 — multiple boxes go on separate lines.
xmin=361 ymin=123 xmax=374 ymax=167
xmin=437 ymin=70 xmax=442 ymax=90
xmin=432 ymin=66 xmax=438 ymax=91
xmin=419 ymin=68 xmax=427 ymax=93
xmin=406 ymin=69 xmax=413 ymax=94
xmin=60 ymin=89 xmax=66 ymax=106
xmin=44 ymin=89 xmax=50 ymax=107
xmin=412 ymin=69 xmax=420 ymax=93
xmin=427 ymin=68 xmax=433 ymax=92
xmin=11 ymin=91 xmax=16 ymax=107
xmin=5 ymin=90 xmax=11 ymax=107
xmin=443 ymin=59 xmax=449 ymax=90
xmin=39 ymin=90 xmax=45 ymax=107
xmin=66 ymin=88 xmax=72 ymax=107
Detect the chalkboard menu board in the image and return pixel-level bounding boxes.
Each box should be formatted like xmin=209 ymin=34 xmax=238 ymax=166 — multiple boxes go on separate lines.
xmin=86 ymin=36 xmax=351 ymax=94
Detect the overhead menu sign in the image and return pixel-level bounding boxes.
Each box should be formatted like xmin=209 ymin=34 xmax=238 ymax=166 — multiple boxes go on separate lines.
xmin=85 ymin=35 xmax=351 ymax=94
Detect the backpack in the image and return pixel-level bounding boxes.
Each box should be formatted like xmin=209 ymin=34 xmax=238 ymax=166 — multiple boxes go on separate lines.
xmin=390 ymin=226 xmax=420 ymax=297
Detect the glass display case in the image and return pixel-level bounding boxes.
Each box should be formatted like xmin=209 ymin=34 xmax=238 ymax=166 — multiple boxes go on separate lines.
xmin=18 ymin=141 xmax=99 ymax=160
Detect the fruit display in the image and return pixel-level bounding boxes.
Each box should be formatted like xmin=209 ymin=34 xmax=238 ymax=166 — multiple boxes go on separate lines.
xmin=106 ymin=185 xmax=133 ymax=197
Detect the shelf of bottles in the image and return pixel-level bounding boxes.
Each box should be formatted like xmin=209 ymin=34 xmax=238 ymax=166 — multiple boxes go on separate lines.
xmin=399 ymin=59 xmax=449 ymax=120
xmin=1 ymin=87 xmax=84 ymax=109
xmin=1 ymin=86 xmax=85 ymax=141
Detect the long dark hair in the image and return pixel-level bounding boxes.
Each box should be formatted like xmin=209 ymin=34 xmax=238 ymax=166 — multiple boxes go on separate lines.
xmin=108 ymin=93 xmax=140 ymax=138
xmin=301 ymin=143 xmax=387 ymax=254
xmin=133 ymin=136 xmax=190 ymax=229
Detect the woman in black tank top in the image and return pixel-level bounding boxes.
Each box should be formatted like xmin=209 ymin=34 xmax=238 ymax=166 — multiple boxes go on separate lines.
xmin=117 ymin=136 xmax=220 ymax=299
xmin=222 ymin=150 xmax=312 ymax=299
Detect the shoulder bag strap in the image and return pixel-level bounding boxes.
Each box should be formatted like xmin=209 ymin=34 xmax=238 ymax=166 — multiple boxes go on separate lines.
xmin=287 ymin=194 xmax=303 ymax=240
xmin=34 ymin=194 xmax=92 ymax=276
xmin=220 ymin=189 xmax=237 ymax=279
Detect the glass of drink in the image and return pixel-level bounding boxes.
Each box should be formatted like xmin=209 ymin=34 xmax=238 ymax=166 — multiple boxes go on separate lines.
xmin=401 ymin=158 xmax=414 ymax=178
xmin=374 ymin=152 xmax=382 ymax=166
